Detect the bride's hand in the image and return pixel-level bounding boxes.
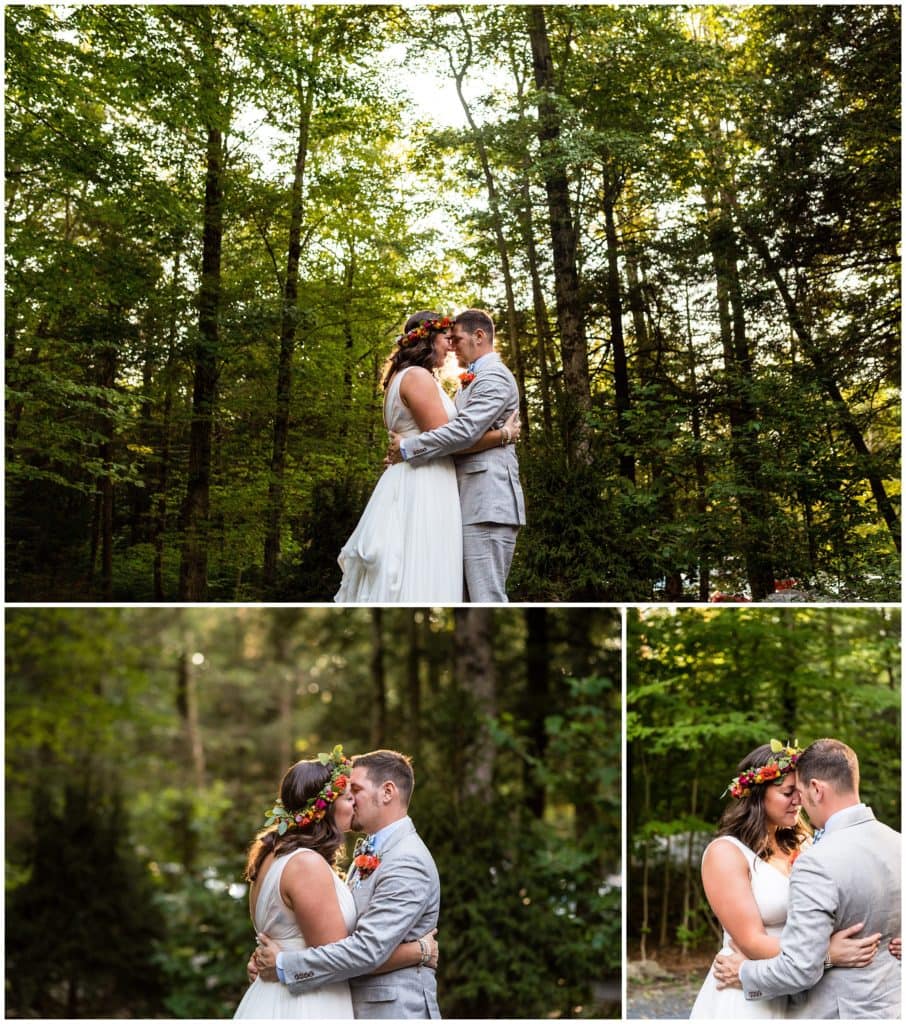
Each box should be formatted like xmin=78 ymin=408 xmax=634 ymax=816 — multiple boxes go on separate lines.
xmin=889 ymin=937 xmax=901 ymax=961
xmin=713 ymin=950 xmax=744 ymax=989
xmin=247 ymin=951 xmax=260 ymax=984
xmin=418 ymin=928 xmax=439 ymax=970
xmin=254 ymin=932 xmax=281 ymax=980
xmin=384 ymin=431 xmax=404 ymax=469
xmin=502 ymin=409 xmax=520 ymax=443
xmin=828 ymin=922 xmax=881 ymax=967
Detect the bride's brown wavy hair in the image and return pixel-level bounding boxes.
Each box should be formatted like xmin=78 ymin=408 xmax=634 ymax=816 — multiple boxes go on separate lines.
xmin=380 ymin=310 xmax=447 ymax=390
xmin=717 ymin=743 xmax=811 ymax=859
xmin=244 ymin=759 xmax=345 ymax=882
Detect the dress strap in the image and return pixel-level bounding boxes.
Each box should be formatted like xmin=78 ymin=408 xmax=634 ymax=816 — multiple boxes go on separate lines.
xmin=705 ymin=834 xmax=758 ymax=870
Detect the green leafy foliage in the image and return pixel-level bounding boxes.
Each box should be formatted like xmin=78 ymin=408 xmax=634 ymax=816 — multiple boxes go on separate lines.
xmin=5 ymin=606 xmax=622 ymax=1018
xmin=627 ymin=607 xmax=901 ymax=954
xmin=5 ymin=5 xmax=899 ymax=600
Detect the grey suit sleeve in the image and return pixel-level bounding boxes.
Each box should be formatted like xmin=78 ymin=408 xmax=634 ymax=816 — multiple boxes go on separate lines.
xmin=404 ymin=371 xmax=512 ymax=466
xmin=280 ymin=855 xmax=433 ymax=994
xmin=739 ymin=856 xmax=835 ymax=999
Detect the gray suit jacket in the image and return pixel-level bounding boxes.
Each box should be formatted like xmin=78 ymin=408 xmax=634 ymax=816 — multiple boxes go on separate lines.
xmin=739 ymin=804 xmax=901 ymax=1019
xmin=405 ymin=352 xmax=526 ymax=527
xmin=281 ymin=817 xmax=441 ymax=1019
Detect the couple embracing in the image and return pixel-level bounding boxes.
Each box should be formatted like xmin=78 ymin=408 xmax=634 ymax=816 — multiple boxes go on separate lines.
xmin=236 ymin=747 xmax=440 ymax=1019
xmin=692 ymin=737 xmax=901 ymax=1019
xmin=335 ymin=308 xmax=526 ymax=604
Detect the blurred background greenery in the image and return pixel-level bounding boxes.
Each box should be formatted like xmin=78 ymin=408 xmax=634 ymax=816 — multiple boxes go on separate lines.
xmin=627 ymin=606 xmax=900 ymax=967
xmin=5 ymin=606 xmax=621 ymax=1018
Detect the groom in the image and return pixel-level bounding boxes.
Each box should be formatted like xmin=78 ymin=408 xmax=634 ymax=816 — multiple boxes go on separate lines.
xmin=715 ymin=738 xmax=901 ymax=1018
xmin=255 ymin=749 xmax=441 ymax=1019
xmin=389 ymin=308 xmax=526 ymax=603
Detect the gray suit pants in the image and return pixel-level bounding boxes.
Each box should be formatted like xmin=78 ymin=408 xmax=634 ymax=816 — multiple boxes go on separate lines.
xmin=463 ymin=523 xmax=519 ymax=602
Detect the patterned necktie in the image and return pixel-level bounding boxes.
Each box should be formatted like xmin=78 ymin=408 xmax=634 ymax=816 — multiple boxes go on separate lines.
xmin=812 ymin=828 xmax=825 ymax=843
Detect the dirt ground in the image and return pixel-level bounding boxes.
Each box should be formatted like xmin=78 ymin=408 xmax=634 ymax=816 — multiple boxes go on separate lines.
xmin=626 ymin=949 xmax=713 ymax=1020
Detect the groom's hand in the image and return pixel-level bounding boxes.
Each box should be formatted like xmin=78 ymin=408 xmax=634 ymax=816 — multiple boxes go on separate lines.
xmin=254 ymin=933 xmax=282 ymax=982
xmin=384 ymin=432 xmax=404 ymax=467
xmin=713 ymin=949 xmax=745 ymax=989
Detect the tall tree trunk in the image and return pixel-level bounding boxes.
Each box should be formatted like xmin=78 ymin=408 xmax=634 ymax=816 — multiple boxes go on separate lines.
xmin=176 ymin=640 xmax=206 ymax=872
xmin=706 ymin=188 xmax=775 ymax=599
xmin=179 ymin=8 xmax=224 ymax=601
xmin=153 ymin=256 xmax=180 ymax=601
xmin=738 ymin=211 xmax=901 ymax=551
xmin=522 ymin=607 xmax=550 ymax=819
xmin=94 ymin=333 xmax=117 ymax=600
xmin=340 ymin=251 xmax=356 ymax=440
xmin=454 ymin=608 xmax=496 ymax=797
xmin=526 ymin=6 xmax=592 ymax=463
xmin=130 ymin=346 xmax=155 ymax=545
xmin=684 ymin=282 xmax=710 ymax=601
xmin=447 ymin=11 xmax=528 ymax=434
xmin=370 ymin=609 xmax=387 ymax=748
xmin=508 ymin=39 xmax=554 ymax=438
xmin=270 ymin=608 xmax=303 ymax=770
xmin=625 ymin=226 xmax=683 ymax=597
xmin=263 ymin=31 xmax=316 ymax=590
xmin=602 ymin=186 xmax=635 ymax=483
xmin=406 ymin=612 xmax=421 ymax=765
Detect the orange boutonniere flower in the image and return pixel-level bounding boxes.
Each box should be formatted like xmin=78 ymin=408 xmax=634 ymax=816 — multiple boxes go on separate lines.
xmin=459 ymin=371 xmax=476 ymax=386
xmin=354 ymin=853 xmax=381 ymax=880
xmin=790 ymin=849 xmax=801 ymax=866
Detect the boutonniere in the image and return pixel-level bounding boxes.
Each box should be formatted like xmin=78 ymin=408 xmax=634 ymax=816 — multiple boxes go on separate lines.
xmin=459 ymin=371 xmax=476 ymax=387
xmin=353 ymin=852 xmax=381 ymax=880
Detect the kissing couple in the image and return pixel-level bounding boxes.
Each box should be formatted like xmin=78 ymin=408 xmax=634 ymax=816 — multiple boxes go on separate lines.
xmin=691 ymin=737 xmax=901 ymax=1019
xmin=235 ymin=747 xmax=441 ymax=1020
xmin=334 ymin=308 xmax=526 ymax=604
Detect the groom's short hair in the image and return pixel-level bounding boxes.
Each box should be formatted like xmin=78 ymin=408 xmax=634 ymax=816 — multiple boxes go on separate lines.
xmin=797 ymin=738 xmax=859 ymax=794
xmin=455 ymin=308 xmax=494 ymax=343
xmin=353 ymin=749 xmax=415 ymax=806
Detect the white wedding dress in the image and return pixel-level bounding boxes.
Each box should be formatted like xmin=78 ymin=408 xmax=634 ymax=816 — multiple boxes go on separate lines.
xmin=690 ymin=836 xmax=790 ymax=1019
xmin=335 ymin=366 xmax=463 ymax=602
xmin=234 ymin=848 xmax=356 ymax=1019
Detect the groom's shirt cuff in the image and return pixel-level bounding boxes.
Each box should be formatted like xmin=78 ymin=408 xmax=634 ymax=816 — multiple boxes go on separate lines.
xmin=276 ymin=952 xmax=286 ymax=983
xmin=399 ymin=439 xmax=411 ymax=461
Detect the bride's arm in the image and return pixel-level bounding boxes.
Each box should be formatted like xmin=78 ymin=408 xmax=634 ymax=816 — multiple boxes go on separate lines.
xmin=399 ymin=369 xmax=450 ymax=432
xmin=371 ymin=929 xmax=439 ymax=974
xmin=702 ymin=841 xmax=782 ymax=960
xmin=399 ymin=369 xmax=516 ymax=450
xmin=281 ymin=856 xmax=437 ymax=974
xmin=460 ymin=408 xmax=520 ymax=452
xmin=281 ymin=853 xmax=351 ymax=946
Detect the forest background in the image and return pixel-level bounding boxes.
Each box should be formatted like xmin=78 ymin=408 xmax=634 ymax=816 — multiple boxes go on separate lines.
xmin=5 ymin=605 xmax=622 ymax=1019
xmin=626 ymin=605 xmax=901 ymax=986
xmin=5 ymin=4 xmax=901 ymax=602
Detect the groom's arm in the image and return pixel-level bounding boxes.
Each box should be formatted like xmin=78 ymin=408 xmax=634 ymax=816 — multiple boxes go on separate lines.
xmin=278 ymin=854 xmax=436 ymax=994
xmin=739 ymin=856 xmax=836 ymax=1000
xmin=401 ymin=371 xmax=512 ymax=466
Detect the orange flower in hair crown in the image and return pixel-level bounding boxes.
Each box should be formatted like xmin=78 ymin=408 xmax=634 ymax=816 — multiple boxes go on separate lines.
xmin=396 ymin=316 xmax=452 ymax=347
xmin=265 ymin=745 xmax=351 ymax=835
xmin=722 ymin=739 xmax=802 ymax=799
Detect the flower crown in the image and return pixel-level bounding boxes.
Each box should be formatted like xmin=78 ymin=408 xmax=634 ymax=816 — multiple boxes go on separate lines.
xmin=265 ymin=745 xmax=352 ymax=835
xmin=396 ymin=316 xmax=452 ymax=348
xmin=722 ymin=739 xmax=802 ymax=799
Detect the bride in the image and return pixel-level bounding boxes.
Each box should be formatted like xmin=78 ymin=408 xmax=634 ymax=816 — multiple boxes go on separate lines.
xmin=334 ymin=310 xmax=519 ymax=603
xmin=234 ymin=747 xmax=436 ymax=1019
xmin=690 ymin=740 xmax=885 ymax=1019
